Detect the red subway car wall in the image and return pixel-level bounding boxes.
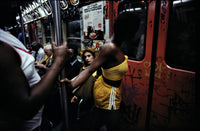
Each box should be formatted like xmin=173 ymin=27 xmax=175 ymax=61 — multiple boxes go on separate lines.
xmin=108 ymin=0 xmax=198 ymax=130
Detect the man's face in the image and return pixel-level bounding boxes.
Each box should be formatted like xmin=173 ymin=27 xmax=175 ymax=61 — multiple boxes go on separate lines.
xmin=68 ymin=49 xmax=75 ymax=61
xmin=44 ymin=49 xmax=52 ymax=56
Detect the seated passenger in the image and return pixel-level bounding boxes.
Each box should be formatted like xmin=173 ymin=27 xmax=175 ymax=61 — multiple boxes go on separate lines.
xmin=31 ymin=42 xmax=45 ymax=63
xmin=70 ymin=47 xmax=100 ymax=131
xmin=35 ymin=44 xmax=53 ymax=77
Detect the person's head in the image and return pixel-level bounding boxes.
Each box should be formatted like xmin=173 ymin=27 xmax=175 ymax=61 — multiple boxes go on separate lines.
xmin=17 ymin=32 xmax=23 ymax=43
xmin=80 ymin=47 xmax=98 ymax=67
xmin=31 ymin=42 xmax=42 ymax=51
xmin=68 ymin=44 xmax=79 ymax=62
xmin=112 ymin=12 xmax=140 ymax=46
xmin=44 ymin=44 xmax=52 ymax=57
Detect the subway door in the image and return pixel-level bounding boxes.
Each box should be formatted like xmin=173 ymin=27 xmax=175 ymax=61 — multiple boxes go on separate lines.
xmin=119 ymin=1 xmax=156 ymax=130
xmin=149 ymin=0 xmax=197 ymax=131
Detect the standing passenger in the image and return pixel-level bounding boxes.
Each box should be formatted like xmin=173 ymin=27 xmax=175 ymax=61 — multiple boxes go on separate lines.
xmin=65 ymin=45 xmax=83 ymax=80
xmin=65 ymin=45 xmax=83 ymax=131
xmin=61 ymin=12 xmax=140 ymax=131
xmin=0 ymin=2 xmax=69 ymax=130
xmin=0 ymin=28 xmax=69 ymax=131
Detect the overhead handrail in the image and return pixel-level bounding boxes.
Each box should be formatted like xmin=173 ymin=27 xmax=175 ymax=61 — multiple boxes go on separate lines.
xmin=60 ymin=0 xmax=68 ymax=10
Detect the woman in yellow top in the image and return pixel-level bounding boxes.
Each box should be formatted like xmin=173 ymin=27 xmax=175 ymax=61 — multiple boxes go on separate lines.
xmin=61 ymin=12 xmax=140 ymax=131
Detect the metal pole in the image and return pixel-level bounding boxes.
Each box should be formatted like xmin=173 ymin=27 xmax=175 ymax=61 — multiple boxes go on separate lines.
xmin=51 ymin=0 xmax=69 ymax=131
xmin=19 ymin=5 xmax=26 ymax=47
xmin=145 ymin=0 xmax=161 ymax=131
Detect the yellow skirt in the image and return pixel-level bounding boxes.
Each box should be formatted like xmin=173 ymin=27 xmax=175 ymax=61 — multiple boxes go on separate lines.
xmin=93 ymin=76 xmax=121 ymax=110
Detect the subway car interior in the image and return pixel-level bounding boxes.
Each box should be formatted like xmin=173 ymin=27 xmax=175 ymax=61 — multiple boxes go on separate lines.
xmin=1 ymin=0 xmax=200 ymax=131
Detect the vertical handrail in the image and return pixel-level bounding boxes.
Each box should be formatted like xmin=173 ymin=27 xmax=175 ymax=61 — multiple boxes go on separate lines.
xmin=20 ymin=5 xmax=26 ymax=47
xmin=51 ymin=0 xmax=69 ymax=131
xmin=145 ymin=0 xmax=161 ymax=131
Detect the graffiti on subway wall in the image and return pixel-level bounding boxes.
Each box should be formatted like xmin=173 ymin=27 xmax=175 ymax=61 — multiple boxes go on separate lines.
xmin=121 ymin=57 xmax=195 ymax=129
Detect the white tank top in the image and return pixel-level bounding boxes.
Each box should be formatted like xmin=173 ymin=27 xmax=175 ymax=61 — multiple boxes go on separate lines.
xmin=0 ymin=29 xmax=43 ymax=131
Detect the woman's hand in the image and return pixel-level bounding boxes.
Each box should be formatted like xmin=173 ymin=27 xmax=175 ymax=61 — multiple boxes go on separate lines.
xmin=71 ymin=96 xmax=78 ymax=103
xmin=60 ymin=78 xmax=72 ymax=88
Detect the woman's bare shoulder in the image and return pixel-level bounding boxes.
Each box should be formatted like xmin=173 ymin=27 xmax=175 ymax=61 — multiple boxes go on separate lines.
xmin=100 ymin=40 xmax=117 ymax=55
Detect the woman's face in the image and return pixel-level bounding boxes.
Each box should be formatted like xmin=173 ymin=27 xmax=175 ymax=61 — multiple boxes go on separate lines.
xmin=83 ymin=51 xmax=95 ymax=66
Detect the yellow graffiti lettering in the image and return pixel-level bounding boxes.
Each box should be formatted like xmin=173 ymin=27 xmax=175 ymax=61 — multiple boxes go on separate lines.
xmin=144 ymin=61 xmax=151 ymax=77
xmin=143 ymin=61 xmax=170 ymax=79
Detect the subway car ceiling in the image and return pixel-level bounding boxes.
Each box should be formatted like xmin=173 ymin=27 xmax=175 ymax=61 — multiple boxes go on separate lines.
xmin=1 ymin=0 xmax=195 ymax=30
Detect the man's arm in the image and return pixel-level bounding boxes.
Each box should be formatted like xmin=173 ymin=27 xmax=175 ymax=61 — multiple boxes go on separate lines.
xmin=0 ymin=42 xmax=32 ymax=119
xmin=0 ymin=42 xmax=69 ymax=120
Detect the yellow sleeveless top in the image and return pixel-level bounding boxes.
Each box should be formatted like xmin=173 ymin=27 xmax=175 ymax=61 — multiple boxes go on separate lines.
xmin=93 ymin=55 xmax=128 ymax=110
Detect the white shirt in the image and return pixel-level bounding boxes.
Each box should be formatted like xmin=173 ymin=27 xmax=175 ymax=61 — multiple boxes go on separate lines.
xmin=0 ymin=29 xmax=43 ymax=131
xmin=70 ymin=59 xmax=78 ymax=66
xmin=35 ymin=47 xmax=45 ymax=62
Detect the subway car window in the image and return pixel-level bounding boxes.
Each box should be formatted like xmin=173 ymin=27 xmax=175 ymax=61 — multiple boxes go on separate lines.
xmin=165 ymin=0 xmax=199 ymax=71
xmin=66 ymin=20 xmax=81 ymax=51
xmin=67 ymin=20 xmax=81 ymax=37
xmin=36 ymin=20 xmax=43 ymax=45
xmin=118 ymin=1 xmax=147 ymax=61
xmin=44 ymin=23 xmax=52 ymax=43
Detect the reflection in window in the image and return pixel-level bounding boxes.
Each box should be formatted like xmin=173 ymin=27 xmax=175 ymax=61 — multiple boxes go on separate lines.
xmin=67 ymin=20 xmax=80 ymax=37
xmin=118 ymin=1 xmax=147 ymax=61
xmin=66 ymin=20 xmax=81 ymax=52
xmin=165 ymin=0 xmax=199 ymax=71
xmin=44 ymin=23 xmax=52 ymax=43
xmin=67 ymin=39 xmax=81 ymax=49
xmin=36 ymin=20 xmax=43 ymax=45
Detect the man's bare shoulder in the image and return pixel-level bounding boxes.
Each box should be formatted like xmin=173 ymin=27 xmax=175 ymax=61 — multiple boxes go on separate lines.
xmin=0 ymin=42 xmax=21 ymax=69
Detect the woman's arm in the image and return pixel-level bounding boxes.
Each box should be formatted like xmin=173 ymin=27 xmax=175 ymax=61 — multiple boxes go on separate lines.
xmin=61 ymin=42 xmax=114 ymax=88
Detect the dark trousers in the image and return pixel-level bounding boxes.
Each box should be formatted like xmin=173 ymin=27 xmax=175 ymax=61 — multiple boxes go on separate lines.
xmin=91 ymin=107 xmax=121 ymax=131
